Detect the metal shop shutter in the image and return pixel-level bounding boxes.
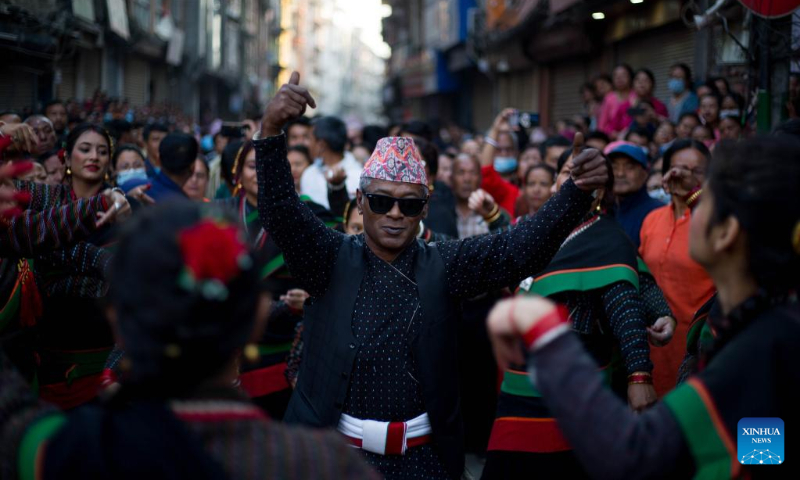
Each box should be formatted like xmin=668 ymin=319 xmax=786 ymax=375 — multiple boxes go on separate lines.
xmin=550 ymin=59 xmax=590 ymax=123
xmin=83 ymin=49 xmax=102 ymax=99
xmin=498 ymin=68 xmax=539 ymax=114
xmin=151 ymin=64 xmax=169 ymax=104
xmin=124 ymin=57 xmax=150 ymax=106
xmin=55 ymin=57 xmax=76 ymax=100
xmin=0 ymin=70 xmax=35 ymax=111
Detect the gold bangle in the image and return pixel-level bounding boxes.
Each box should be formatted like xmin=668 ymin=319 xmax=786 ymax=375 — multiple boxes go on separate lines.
xmin=686 ymin=189 xmax=703 ymax=208
xmin=483 ymin=204 xmax=499 ymax=218
xmin=628 ymin=380 xmax=653 ymax=385
xmin=484 ymin=209 xmax=502 ymax=224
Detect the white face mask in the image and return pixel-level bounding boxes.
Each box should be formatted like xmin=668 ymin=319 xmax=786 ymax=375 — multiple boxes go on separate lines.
xmin=649 ymin=188 xmax=671 ymax=205
xmin=117 ymin=167 xmax=148 ymax=186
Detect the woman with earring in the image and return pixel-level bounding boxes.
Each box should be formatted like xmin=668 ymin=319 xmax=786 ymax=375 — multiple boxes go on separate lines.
xmin=2 ymin=158 xmax=121 ymax=388
xmin=0 ymin=203 xmax=377 ymax=479
xmin=483 ymin=145 xmax=660 ymax=479
xmin=215 ymin=140 xmax=336 ymax=419
xmin=484 ymin=136 xmax=800 ymax=479
xmin=18 ymin=124 xmax=131 ymax=410
xmin=102 ymin=140 xmax=337 ymax=418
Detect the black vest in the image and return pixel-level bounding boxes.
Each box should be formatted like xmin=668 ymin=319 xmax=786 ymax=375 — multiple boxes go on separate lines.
xmin=285 ymin=235 xmax=464 ymax=478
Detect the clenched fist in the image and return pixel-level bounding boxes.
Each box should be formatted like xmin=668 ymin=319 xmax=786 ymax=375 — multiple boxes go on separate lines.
xmin=566 ymin=132 xmax=609 ymax=192
xmin=260 ymin=72 xmax=317 ymax=138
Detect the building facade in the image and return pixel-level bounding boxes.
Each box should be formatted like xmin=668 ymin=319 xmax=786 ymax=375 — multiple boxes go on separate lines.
xmin=279 ymin=0 xmax=388 ymax=124
xmin=0 ymin=0 xmax=280 ymax=122
xmin=383 ymin=0 xmax=792 ymax=132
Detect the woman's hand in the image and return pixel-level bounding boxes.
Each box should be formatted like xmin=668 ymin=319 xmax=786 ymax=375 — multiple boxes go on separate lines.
xmin=0 ymin=123 xmax=39 ymax=153
xmin=128 ymin=183 xmax=155 ymax=205
xmin=0 ymin=162 xmax=33 ymax=219
xmin=647 ymin=316 xmax=676 ymax=347
xmin=326 ymin=166 xmax=347 ymax=187
xmin=490 ymin=108 xmax=516 ymax=137
xmin=281 ymin=289 xmax=310 ymax=312
xmin=96 ymin=189 xmax=132 ymax=227
xmin=662 ymin=166 xmax=701 ymax=198
xmin=628 ymin=383 xmax=658 ymax=412
xmin=468 ymin=189 xmax=498 ymax=219
xmin=487 ymin=296 xmax=560 ymax=370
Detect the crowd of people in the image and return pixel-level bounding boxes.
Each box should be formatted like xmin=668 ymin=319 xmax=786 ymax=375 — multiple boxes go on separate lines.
xmin=0 ymin=62 xmax=798 ymax=480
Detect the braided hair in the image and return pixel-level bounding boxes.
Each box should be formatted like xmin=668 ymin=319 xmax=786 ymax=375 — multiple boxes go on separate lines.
xmin=109 ymin=202 xmax=263 ymax=395
xmin=708 ymin=137 xmax=800 ymax=295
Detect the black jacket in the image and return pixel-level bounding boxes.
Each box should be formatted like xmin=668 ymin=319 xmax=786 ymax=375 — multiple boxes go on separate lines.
xmin=285 ymin=235 xmax=463 ymax=477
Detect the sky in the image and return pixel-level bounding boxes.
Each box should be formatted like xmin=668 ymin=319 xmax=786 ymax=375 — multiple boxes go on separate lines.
xmin=332 ymin=0 xmax=392 ymax=58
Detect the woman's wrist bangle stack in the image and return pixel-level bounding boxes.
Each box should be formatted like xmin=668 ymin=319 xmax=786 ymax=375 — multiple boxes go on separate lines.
xmin=484 ymin=137 xmax=499 ymax=148
xmin=327 ymin=181 xmax=346 ymax=191
xmin=685 ymin=188 xmax=703 ymax=210
xmin=627 ymin=372 xmax=653 ymax=385
xmin=483 ymin=205 xmax=501 ymax=223
xmin=521 ymin=304 xmax=570 ymax=351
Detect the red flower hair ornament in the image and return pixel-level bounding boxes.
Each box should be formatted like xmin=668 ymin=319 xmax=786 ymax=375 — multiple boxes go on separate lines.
xmin=177 ymin=219 xmax=252 ymax=300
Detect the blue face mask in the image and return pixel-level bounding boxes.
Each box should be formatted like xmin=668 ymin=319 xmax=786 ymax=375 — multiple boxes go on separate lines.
xmin=117 ymin=167 xmax=148 ymax=186
xmin=494 ymin=156 xmax=518 ymax=174
xmin=649 ymin=188 xmax=671 ymax=205
xmin=668 ymin=78 xmax=685 ymax=95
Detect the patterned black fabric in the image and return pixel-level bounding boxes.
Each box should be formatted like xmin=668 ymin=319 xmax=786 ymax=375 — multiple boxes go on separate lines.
xmin=343 ymin=241 xmax=449 ymax=478
xmin=255 ymin=133 xmax=594 ymax=479
xmin=553 ymin=281 xmax=652 ymax=375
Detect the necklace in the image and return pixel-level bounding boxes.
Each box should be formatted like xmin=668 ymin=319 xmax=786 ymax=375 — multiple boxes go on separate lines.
xmin=239 ymin=196 xmax=266 ymax=249
xmin=560 ymin=215 xmax=601 ymax=249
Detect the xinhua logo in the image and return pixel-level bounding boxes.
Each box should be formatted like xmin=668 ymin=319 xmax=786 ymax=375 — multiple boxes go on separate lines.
xmin=738 ymin=418 xmax=784 ymax=465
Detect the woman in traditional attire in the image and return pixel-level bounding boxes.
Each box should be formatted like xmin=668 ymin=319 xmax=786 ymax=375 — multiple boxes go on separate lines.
xmin=486 ymin=136 xmax=800 ymax=479
xmin=483 ymin=149 xmax=664 ymax=479
xmin=219 ymin=140 xmax=337 ymax=418
xmin=16 ymin=124 xmax=130 ymax=409
xmin=0 ymin=202 xmax=378 ymax=480
xmin=2 ymin=161 xmax=116 ymax=385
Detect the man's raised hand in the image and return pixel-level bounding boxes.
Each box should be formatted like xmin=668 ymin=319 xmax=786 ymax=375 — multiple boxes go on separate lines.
xmin=566 ymin=132 xmax=609 ymax=192
xmin=260 ymin=71 xmax=317 ymax=138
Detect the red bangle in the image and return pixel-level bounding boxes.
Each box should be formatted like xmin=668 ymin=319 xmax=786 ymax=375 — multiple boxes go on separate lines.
xmin=521 ymin=304 xmax=569 ymax=350
xmin=627 ymin=373 xmax=653 ymax=385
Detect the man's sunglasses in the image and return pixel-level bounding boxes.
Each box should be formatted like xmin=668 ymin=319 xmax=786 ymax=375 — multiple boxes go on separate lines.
xmin=364 ymin=193 xmax=428 ymax=216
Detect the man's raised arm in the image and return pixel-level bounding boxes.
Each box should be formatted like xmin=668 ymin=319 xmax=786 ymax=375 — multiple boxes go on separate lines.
xmin=440 ymin=134 xmax=609 ymax=298
xmin=255 ymin=72 xmax=344 ymax=297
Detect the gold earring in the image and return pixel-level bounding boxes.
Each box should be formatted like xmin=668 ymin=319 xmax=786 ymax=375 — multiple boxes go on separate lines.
xmin=66 ymin=166 xmax=72 ymax=176
xmin=119 ymin=357 xmax=132 ymax=373
xmin=244 ymin=343 xmax=260 ymax=363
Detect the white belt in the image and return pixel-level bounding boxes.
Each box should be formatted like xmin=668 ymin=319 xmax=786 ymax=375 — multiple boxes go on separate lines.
xmin=337 ymin=412 xmax=433 ymax=455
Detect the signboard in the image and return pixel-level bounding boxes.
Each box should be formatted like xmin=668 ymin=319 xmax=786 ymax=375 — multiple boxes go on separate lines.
xmin=72 ymin=0 xmax=95 ymax=22
xmin=424 ymin=0 xmax=459 ymax=50
xmin=486 ymin=0 xmax=541 ymax=33
xmin=167 ymin=29 xmax=185 ymax=66
xmin=107 ymin=0 xmax=130 ymax=40
xmin=738 ymin=0 xmax=799 ymax=18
